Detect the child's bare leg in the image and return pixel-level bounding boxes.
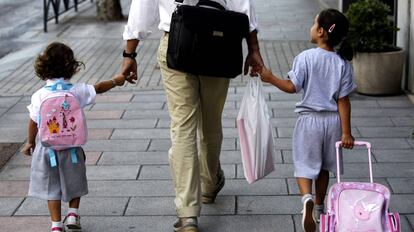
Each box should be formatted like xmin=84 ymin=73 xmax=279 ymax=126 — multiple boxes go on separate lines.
xmin=314 ymin=169 xmax=329 ymax=205
xmin=296 ymin=177 xmax=312 ymax=195
xmin=69 ymin=197 xmax=80 ymax=209
xmin=48 ymin=200 xmax=61 ymax=222
xmin=297 ymin=177 xmax=315 ymax=232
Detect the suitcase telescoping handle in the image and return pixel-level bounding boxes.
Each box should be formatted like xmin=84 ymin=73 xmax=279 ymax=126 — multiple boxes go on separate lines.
xmin=335 ymin=141 xmax=373 ymax=183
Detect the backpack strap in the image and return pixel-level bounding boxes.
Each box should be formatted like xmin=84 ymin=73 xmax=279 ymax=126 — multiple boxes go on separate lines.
xmin=70 ymin=148 xmax=78 ymax=164
xmin=44 ymin=80 xmax=73 ymax=91
xmin=47 ymin=148 xmax=79 ymax=167
xmin=48 ymin=149 xmax=58 ymax=167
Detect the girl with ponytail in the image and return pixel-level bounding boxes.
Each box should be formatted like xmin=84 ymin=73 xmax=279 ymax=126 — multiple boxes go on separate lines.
xmin=259 ymin=8 xmax=356 ymax=232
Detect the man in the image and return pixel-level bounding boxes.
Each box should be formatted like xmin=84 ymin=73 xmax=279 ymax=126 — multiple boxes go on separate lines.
xmin=121 ymin=1 xmax=264 ymax=231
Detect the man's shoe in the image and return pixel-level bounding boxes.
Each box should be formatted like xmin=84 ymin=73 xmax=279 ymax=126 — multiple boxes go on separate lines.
xmin=173 ymin=217 xmax=198 ymax=232
xmin=201 ymin=174 xmax=225 ymax=204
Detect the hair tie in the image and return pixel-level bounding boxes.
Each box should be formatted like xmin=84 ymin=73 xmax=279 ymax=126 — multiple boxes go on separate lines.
xmin=328 ymin=24 xmax=336 ymax=33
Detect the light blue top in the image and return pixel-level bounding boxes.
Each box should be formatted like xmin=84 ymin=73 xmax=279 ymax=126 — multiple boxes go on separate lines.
xmin=287 ymin=47 xmax=357 ymax=113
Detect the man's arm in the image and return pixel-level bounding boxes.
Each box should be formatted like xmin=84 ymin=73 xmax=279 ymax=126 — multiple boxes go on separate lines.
xmin=244 ymin=30 xmax=264 ymax=76
xmin=120 ymin=39 xmax=139 ymax=81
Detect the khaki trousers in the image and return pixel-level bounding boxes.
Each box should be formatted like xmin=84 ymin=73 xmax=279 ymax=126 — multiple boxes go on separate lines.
xmin=157 ymin=33 xmax=230 ymax=217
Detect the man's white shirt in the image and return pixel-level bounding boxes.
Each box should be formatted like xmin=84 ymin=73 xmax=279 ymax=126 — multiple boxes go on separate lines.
xmin=123 ymin=0 xmax=258 ymax=41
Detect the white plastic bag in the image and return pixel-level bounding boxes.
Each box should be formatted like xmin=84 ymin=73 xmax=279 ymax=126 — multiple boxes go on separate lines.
xmin=237 ymin=77 xmax=275 ymax=184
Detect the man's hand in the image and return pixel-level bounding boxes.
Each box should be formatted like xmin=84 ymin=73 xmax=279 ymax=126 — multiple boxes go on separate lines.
xmin=244 ymin=49 xmax=264 ymax=77
xmin=121 ymin=58 xmax=138 ymax=84
xmin=244 ymin=30 xmax=264 ymax=77
xmin=21 ymin=142 xmax=35 ymax=156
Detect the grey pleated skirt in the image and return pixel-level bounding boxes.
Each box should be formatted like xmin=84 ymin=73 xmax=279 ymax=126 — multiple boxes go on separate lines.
xmin=28 ymin=142 xmax=88 ymax=202
xmin=292 ymin=111 xmax=343 ymax=180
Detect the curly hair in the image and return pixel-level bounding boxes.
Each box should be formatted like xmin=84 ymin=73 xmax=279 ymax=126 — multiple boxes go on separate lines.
xmin=34 ymin=42 xmax=84 ymax=80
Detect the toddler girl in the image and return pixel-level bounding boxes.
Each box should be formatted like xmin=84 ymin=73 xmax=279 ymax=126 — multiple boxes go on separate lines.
xmin=260 ymin=9 xmax=356 ymax=232
xmin=21 ymin=42 xmax=136 ymax=232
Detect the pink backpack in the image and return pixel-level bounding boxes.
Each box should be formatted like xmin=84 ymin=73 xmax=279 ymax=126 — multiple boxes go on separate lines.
xmin=320 ymin=141 xmax=400 ymax=232
xmin=38 ymin=81 xmax=87 ymax=167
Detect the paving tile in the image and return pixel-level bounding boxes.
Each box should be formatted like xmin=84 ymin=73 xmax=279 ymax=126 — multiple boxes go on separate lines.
xmin=112 ymin=128 xmax=171 ymax=139
xmin=0 ymin=97 xmax=21 ymax=108
xmin=0 ymin=127 xmax=26 ymax=143
xmin=87 ymin=180 xmax=175 ymax=197
xmin=83 ymin=139 xmax=150 ymax=152
xmin=351 ymin=117 xmax=395 ymax=127
xmin=358 ymin=127 xmax=413 ymax=138
xmin=391 ymin=117 xmax=414 ymax=126
xmin=131 ymin=94 xmax=166 ymax=102
xmin=8 ymin=152 xmax=32 ymax=166
xmin=138 ymin=164 xmax=235 ymax=180
xmin=15 ymin=197 xmax=129 ymax=216
xmin=390 ymin=195 xmax=414 ymax=214
xmin=98 ymin=151 xmax=169 ymax=165
xmin=366 ymin=138 xmax=412 ymax=149
xmin=123 ymin=109 xmax=170 ymax=119
xmin=84 ymin=151 xmax=102 ymax=165
xmin=84 ymin=110 xmax=124 ymax=119
xmin=86 ymin=165 xmax=140 ymax=180
xmin=388 ymin=178 xmax=414 ymax=194
xmin=221 ymin=179 xmax=287 ymax=196
xmin=88 ymin=128 xmax=113 ymax=140
xmin=0 ymin=216 xmax=50 ymax=232
xmin=406 ymin=215 xmax=414 ymax=231
xmin=125 ymin=196 xmax=235 ymax=216
xmin=377 ymin=99 xmax=414 ymax=108
xmin=0 ymin=197 xmax=23 ymax=216
xmin=238 ymin=195 xmax=300 ymax=214
xmin=95 ymin=93 xmax=133 ymax=103
xmin=87 ymin=119 xmax=156 ymax=129
xmin=91 ymin=102 xmax=163 ymax=111
xmin=0 ymin=181 xmax=29 ymax=197
xmin=0 ymin=165 xmax=30 ymax=180
xmin=374 ymin=149 xmax=414 ymax=163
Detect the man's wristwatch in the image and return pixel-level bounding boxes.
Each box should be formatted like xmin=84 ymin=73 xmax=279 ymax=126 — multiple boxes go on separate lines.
xmin=123 ymin=50 xmax=137 ymax=59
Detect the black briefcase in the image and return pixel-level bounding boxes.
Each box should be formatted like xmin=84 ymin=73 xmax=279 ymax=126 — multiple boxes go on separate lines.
xmin=167 ymin=0 xmax=250 ymax=78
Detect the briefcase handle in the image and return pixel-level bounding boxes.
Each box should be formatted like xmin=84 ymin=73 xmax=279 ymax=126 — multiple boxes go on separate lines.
xmin=196 ymin=0 xmax=226 ymax=10
xmin=174 ymin=0 xmax=226 ymax=11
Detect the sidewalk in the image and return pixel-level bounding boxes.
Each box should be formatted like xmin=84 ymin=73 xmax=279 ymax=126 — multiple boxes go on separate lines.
xmin=0 ymin=0 xmax=413 ymax=231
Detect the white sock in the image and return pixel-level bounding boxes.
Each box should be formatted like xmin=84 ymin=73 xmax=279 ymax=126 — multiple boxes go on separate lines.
xmin=68 ymin=207 xmax=78 ymax=215
xmin=51 ymin=221 xmax=62 ymax=228
xmin=301 ymin=194 xmax=313 ymax=204
xmin=315 ymin=203 xmax=324 ymax=212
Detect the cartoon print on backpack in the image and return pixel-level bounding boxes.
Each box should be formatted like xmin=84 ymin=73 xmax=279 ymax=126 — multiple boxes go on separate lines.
xmin=46 ymin=116 xmax=60 ymax=134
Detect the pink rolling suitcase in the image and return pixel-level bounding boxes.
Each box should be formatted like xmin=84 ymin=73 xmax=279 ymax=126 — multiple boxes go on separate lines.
xmin=320 ymin=141 xmax=400 ymax=232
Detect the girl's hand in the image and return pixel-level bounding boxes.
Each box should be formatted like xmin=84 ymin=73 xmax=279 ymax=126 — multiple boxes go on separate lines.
xmin=341 ymin=134 xmax=354 ymax=149
xmin=260 ymin=66 xmax=274 ymax=83
xmin=21 ymin=142 xmax=35 ymax=156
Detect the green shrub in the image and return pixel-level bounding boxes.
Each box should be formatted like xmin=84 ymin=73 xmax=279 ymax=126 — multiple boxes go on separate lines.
xmin=346 ymin=0 xmax=399 ymax=53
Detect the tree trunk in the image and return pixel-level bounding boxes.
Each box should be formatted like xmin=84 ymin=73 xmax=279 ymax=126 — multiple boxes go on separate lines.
xmin=97 ymin=0 xmax=123 ymax=21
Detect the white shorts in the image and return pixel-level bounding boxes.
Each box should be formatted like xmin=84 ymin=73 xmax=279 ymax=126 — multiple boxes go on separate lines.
xmin=292 ymin=111 xmax=343 ymax=180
